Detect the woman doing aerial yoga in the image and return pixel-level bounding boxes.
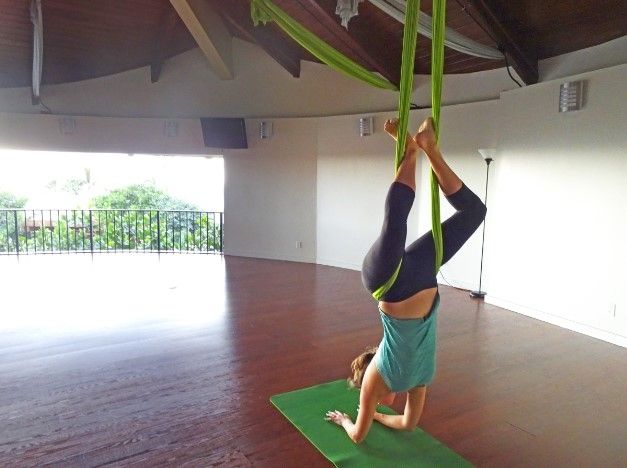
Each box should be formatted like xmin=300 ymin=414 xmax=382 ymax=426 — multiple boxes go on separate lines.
xmin=325 ymin=116 xmax=487 ymax=443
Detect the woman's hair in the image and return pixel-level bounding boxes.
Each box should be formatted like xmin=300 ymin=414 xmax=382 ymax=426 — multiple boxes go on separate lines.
xmin=347 ymin=346 xmax=378 ymax=389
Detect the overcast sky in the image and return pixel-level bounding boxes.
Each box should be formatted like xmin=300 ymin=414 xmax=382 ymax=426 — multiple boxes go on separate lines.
xmin=0 ymin=149 xmax=224 ymax=211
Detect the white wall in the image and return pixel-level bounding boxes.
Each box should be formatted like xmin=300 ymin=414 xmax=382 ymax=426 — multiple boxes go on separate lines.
xmin=539 ymin=36 xmax=627 ymax=81
xmin=223 ymin=118 xmax=317 ymax=263
xmin=316 ymin=111 xmax=412 ymax=270
xmin=0 ymin=113 xmax=209 ymax=155
xmin=485 ymin=64 xmax=627 ymax=346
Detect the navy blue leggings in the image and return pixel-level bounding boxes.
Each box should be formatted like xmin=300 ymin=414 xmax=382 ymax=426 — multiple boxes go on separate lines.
xmin=361 ymin=182 xmax=486 ymax=302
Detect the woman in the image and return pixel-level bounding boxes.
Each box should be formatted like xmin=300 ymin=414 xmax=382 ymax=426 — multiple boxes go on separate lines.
xmin=325 ymin=117 xmax=486 ymax=443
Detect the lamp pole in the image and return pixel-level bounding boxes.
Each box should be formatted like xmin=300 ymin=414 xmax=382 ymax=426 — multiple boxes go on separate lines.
xmin=470 ymin=156 xmax=492 ymax=299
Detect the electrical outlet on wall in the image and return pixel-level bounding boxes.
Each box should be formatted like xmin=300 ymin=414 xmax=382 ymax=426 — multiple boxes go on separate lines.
xmin=295 ymin=241 xmax=302 ymax=249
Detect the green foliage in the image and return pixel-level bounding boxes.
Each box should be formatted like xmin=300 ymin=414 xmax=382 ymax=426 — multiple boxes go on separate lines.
xmin=0 ymin=209 xmax=221 ymax=254
xmin=0 ymin=185 xmax=221 ymax=255
xmin=62 ymin=178 xmax=88 ymax=196
xmin=91 ymin=184 xmax=198 ymax=211
xmin=0 ymin=191 xmax=27 ymax=208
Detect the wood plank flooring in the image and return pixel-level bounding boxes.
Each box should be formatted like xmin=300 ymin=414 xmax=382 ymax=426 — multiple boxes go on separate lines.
xmin=0 ymin=255 xmax=625 ymax=467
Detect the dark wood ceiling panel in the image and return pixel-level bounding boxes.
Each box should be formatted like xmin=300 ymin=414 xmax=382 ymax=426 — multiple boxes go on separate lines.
xmin=278 ymin=0 xmax=380 ymax=72
xmin=483 ymin=0 xmax=626 ymax=58
xmin=444 ymin=0 xmax=535 ymax=83
xmin=0 ymin=0 xmax=196 ymax=87
xmin=151 ymin=4 xmax=183 ymax=83
xmin=209 ymin=0 xmax=306 ymax=77
xmin=403 ymin=0 xmax=501 ymax=74
xmin=0 ymin=0 xmax=624 ymax=89
xmin=39 ymin=0 xmax=195 ymax=84
xmin=0 ymin=0 xmax=30 ymax=87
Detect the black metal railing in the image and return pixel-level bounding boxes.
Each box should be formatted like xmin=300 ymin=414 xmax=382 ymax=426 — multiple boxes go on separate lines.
xmin=0 ymin=209 xmax=223 ymax=255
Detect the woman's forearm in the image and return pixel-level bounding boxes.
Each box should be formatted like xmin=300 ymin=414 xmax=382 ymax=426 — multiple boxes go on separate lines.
xmin=341 ymin=419 xmax=359 ymax=442
xmin=374 ymin=412 xmax=414 ymax=431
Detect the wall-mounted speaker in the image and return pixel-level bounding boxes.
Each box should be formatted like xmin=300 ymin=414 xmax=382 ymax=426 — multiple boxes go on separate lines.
xmin=359 ymin=116 xmax=374 ymax=137
xmin=559 ymin=81 xmax=585 ymax=113
xmin=260 ymin=121 xmax=273 ymax=139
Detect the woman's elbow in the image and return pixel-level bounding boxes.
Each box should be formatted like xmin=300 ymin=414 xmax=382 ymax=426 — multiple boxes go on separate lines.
xmin=401 ymin=417 xmax=420 ymax=431
xmin=350 ymin=432 xmax=366 ymax=444
xmin=403 ymin=422 xmax=419 ymax=431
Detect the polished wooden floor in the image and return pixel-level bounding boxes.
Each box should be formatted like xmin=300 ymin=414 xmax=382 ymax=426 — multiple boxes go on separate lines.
xmin=0 ymin=255 xmax=626 ymax=467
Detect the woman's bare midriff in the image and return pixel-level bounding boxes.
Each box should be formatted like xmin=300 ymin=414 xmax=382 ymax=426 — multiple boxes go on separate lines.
xmin=379 ymin=287 xmax=438 ymax=319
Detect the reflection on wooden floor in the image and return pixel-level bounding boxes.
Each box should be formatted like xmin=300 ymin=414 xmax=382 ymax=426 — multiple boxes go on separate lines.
xmin=0 ymin=255 xmax=625 ymax=466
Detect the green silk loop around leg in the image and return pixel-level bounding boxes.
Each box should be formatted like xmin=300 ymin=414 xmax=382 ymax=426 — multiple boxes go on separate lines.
xmin=384 ymin=0 xmax=419 ymax=301
xmin=430 ymin=0 xmax=446 ymax=274
xmin=394 ymin=0 xmax=420 ymax=172
xmin=250 ymin=0 xmax=397 ymax=91
xmin=371 ymin=260 xmax=403 ymax=301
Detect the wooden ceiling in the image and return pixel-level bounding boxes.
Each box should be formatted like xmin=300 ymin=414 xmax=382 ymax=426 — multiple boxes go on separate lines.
xmin=0 ymin=0 xmax=625 ymax=89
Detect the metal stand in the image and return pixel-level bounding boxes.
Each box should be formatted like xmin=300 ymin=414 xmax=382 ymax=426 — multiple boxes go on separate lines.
xmin=470 ymin=157 xmax=492 ymax=299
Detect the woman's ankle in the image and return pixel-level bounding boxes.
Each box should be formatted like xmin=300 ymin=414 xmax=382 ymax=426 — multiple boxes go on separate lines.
xmin=424 ymin=146 xmax=442 ymax=162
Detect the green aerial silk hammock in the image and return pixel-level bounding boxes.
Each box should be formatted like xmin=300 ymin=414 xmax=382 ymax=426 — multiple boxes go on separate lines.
xmin=251 ymin=0 xmax=446 ymax=299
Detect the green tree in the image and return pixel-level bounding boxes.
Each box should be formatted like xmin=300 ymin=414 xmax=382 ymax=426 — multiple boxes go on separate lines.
xmin=0 ymin=186 xmax=221 ymax=254
xmin=0 ymin=191 xmax=27 ymax=252
xmin=91 ymin=184 xmax=198 ymax=210
xmin=62 ymin=168 xmax=93 ymax=196
xmin=63 ymin=178 xmax=88 ymax=196
xmin=88 ymin=185 xmax=219 ymax=252
xmin=0 ymin=191 xmax=27 ymax=208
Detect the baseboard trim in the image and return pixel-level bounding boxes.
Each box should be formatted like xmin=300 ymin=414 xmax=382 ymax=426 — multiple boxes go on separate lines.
xmin=436 ymin=275 xmax=475 ymax=292
xmin=316 ymin=258 xmax=361 ymax=271
xmin=225 ymin=249 xmax=315 ymax=264
xmin=486 ymin=295 xmax=627 ymax=348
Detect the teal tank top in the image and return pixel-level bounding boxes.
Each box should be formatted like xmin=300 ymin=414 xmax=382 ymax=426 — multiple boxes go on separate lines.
xmin=374 ymin=293 xmax=439 ymax=392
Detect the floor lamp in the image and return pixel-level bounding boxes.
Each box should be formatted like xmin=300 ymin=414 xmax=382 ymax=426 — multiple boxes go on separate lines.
xmin=470 ymin=149 xmax=494 ymax=299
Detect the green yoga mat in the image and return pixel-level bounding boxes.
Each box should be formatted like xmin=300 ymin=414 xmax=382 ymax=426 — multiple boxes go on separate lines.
xmin=270 ymin=380 xmax=472 ymax=467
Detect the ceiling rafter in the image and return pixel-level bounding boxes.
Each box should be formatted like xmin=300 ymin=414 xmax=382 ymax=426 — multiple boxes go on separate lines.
xmin=169 ymin=0 xmax=234 ymax=80
xmin=295 ymin=0 xmax=401 ymax=87
xmin=212 ymin=0 xmax=301 ymax=78
xmin=150 ymin=4 xmax=180 ymax=83
xmin=455 ymin=0 xmax=538 ymax=84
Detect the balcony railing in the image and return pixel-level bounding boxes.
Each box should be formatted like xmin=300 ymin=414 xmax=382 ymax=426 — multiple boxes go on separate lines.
xmin=0 ymin=209 xmax=223 ymax=255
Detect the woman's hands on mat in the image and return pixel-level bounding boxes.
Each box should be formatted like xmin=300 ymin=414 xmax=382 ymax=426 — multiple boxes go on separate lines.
xmin=325 ymin=409 xmax=366 ymax=444
xmin=324 ymin=365 xmax=382 ymax=443
xmin=325 ymin=410 xmax=351 ymax=426
xmin=325 ymin=400 xmax=376 ymax=444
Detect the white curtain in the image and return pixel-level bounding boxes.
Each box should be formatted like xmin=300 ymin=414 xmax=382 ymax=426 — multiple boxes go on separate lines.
xmin=368 ymin=0 xmax=503 ymax=60
xmin=31 ymin=0 xmax=43 ymax=101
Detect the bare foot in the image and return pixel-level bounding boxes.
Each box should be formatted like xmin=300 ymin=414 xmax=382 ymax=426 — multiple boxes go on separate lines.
xmin=415 ymin=118 xmax=438 ymax=153
xmin=384 ymin=118 xmax=419 ymax=152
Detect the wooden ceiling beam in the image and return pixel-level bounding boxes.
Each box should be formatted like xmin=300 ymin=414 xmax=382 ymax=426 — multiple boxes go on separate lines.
xmin=296 ymin=0 xmax=401 ymax=87
xmin=212 ymin=1 xmax=301 ymax=78
xmin=150 ymin=5 xmax=179 ymax=83
xmin=456 ymin=0 xmax=538 ymax=84
xmin=169 ymin=0 xmax=234 ymax=80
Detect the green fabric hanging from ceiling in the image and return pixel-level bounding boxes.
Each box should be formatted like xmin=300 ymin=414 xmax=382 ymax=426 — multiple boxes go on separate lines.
xmin=378 ymin=0 xmax=421 ymax=301
xmin=250 ymin=0 xmax=446 ymax=293
xmin=250 ymin=0 xmax=397 ymax=91
xmin=430 ymin=0 xmax=446 ymax=273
